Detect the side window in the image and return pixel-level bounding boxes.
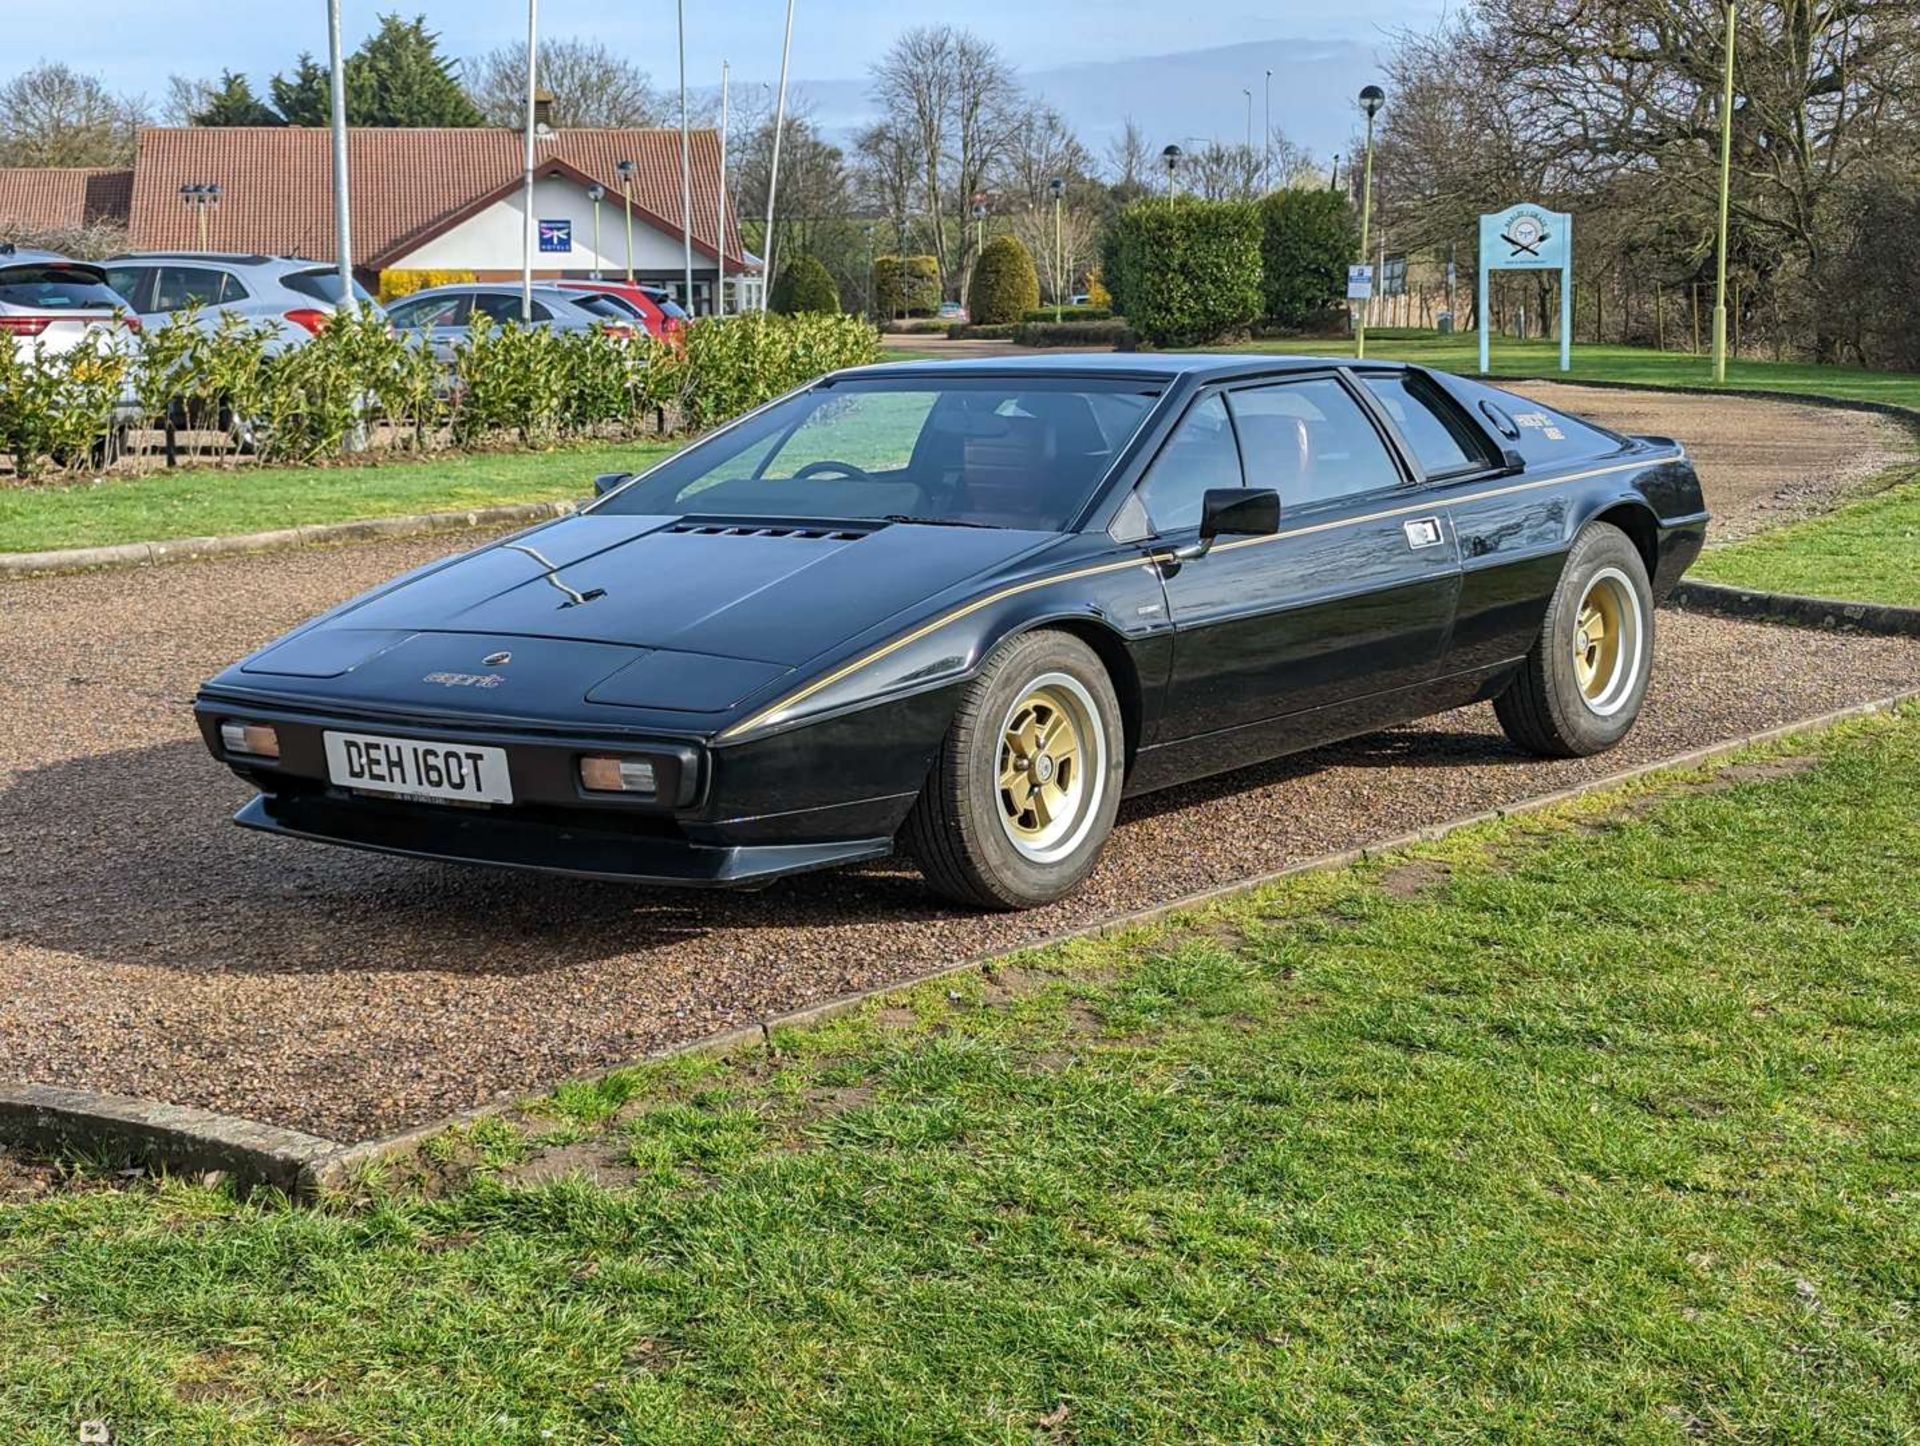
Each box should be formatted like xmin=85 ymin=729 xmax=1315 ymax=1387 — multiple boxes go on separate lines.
xmin=1135 ymin=393 xmax=1242 ymax=533
xmin=390 ymin=295 xmax=467 ymax=328
xmin=102 ymin=265 xmax=152 ymax=310
xmin=1229 ymin=379 xmax=1399 ymax=509
xmin=151 ymin=266 xmax=227 ymax=312
xmin=1358 ymin=373 xmax=1489 ymax=477
xmin=470 ymin=294 xmax=523 ymax=324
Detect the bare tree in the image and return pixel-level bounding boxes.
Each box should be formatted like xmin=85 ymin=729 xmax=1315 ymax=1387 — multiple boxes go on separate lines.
xmin=0 ymin=63 xmax=146 ymax=167
xmin=1008 ymin=202 xmax=1099 ymax=304
xmin=998 ymin=103 xmax=1094 ymax=207
xmin=869 ymin=25 xmax=1021 ymax=293
xmin=1105 ymin=116 xmax=1152 ymax=193
xmin=1186 ymin=140 xmax=1265 ymax=200
xmin=163 ymin=75 xmax=217 ymax=127
xmin=466 ymin=38 xmax=665 ymax=128
xmin=855 ymin=116 xmax=920 ymax=253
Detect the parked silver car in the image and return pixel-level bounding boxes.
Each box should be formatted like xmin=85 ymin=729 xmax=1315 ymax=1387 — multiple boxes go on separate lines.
xmin=102 ymin=252 xmax=383 ymax=351
xmin=0 ymin=245 xmax=139 ymax=367
xmin=385 ymin=283 xmax=639 ymax=363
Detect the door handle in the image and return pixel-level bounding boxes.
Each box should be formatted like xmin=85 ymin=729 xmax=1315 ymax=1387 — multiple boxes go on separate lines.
xmin=1402 ymin=517 xmax=1445 ymax=550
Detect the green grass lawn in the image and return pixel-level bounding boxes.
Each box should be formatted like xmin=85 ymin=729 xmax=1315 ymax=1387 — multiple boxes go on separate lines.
xmin=4 ymin=710 xmax=1917 ymax=1442
xmin=0 ymin=441 xmax=681 ymax=555
xmin=1197 ymin=331 xmax=1920 ymax=412
xmin=1691 ymin=467 xmax=1920 ymax=607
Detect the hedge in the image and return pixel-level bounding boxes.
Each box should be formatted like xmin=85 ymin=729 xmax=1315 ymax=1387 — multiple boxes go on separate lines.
xmin=874 ymin=254 xmax=941 ymax=317
xmin=1021 ymin=305 xmax=1113 ymax=323
xmin=1104 ymin=198 xmax=1263 ymax=347
xmin=1261 ymin=189 xmax=1359 ymax=328
xmin=966 ymin=236 xmax=1040 ymax=325
xmin=1013 ymin=318 xmax=1132 ymax=348
xmin=378 ymin=268 xmax=477 ymax=301
xmin=1 ymin=309 xmax=879 ymax=478
xmin=770 ymin=255 xmax=843 ymax=315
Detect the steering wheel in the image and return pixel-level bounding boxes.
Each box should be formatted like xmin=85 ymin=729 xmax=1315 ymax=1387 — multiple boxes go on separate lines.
xmin=790 ymin=459 xmax=876 ymax=482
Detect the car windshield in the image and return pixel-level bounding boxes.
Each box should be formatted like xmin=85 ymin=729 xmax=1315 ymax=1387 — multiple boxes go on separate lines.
xmin=597 ymin=376 xmax=1164 ymax=531
xmin=0 ymin=263 xmax=121 ymax=310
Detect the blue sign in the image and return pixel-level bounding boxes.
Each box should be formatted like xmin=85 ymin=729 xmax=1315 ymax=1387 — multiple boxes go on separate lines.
xmin=538 ymin=219 xmax=572 ymax=254
xmin=1478 ymin=203 xmax=1574 ymax=374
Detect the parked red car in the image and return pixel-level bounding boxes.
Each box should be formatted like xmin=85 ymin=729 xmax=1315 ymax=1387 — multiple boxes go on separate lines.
xmin=556 ymin=280 xmax=686 ymax=342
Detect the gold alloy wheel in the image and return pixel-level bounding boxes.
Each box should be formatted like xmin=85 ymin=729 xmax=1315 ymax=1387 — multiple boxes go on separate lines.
xmin=1570 ymin=567 xmax=1643 ymax=717
xmin=996 ymin=674 xmax=1104 ymax=863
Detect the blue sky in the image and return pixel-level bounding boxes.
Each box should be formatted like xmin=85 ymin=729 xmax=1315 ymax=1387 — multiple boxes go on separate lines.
xmin=10 ymin=1 xmax=1448 ymax=99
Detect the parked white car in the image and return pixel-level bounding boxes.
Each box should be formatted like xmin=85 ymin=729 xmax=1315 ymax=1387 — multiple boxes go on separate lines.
xmin=0 ymin=245 xmax=139 ymax=368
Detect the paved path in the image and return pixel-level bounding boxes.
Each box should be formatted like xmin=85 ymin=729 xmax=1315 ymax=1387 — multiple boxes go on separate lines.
xmin=4 ymin=534 xmax=1917 ymax=1140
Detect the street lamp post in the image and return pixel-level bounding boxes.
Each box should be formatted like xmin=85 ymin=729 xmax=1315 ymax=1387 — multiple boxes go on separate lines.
xmin=1712 ymin=0 xmax=1737 ymax=384
xmin=762 ymin=0 xmax=797 ymax=312
xmin=616 ymin=159 xmax=635 ymax=284
xmin=1242 ymin=88 xmax=1253 ymax=193
xmin=1263 ymin=69 xmax=1273 ymax=192
xmin=179 ymin=184 xmax=221 ymax=249
xmin=1049 ymin=178 xmax=1065 ymax=323
xmin=863 ymin=223 xmax=875 ymax=319
xmin=586 ymin=184 xmax=605 ymax=281
xmin=1356 ymin=84 xmax=1386 ymax=360
xmin=1161 ymin=144 xmax=1182 ymax=200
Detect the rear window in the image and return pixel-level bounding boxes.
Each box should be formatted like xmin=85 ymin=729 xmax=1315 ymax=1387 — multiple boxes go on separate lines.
xmin=572 ymin=292 xmax=644 ymax=320
xmin=284 ymin=268 xmax=377 ymax=307
xmin=0 ymin=264 xmax=122 ymax=310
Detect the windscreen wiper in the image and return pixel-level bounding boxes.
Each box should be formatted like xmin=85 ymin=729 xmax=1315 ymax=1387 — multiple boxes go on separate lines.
xmin=882 ymin=514 xmax=995 ymax=529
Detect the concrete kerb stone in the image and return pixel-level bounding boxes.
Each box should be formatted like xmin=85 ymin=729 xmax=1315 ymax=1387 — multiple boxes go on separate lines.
xmin=1671 ymin=580 xmax=1920 ymax=638
xmin=0 ymin=1082 xmax=341 ymax=1195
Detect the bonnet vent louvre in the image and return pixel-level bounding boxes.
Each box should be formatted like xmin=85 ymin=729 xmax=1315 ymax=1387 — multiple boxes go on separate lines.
xmin=667 ymin=522 xmax=866 ymax=541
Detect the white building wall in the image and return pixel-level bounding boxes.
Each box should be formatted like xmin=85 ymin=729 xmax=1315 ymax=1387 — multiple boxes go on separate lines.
xmin=392 ymin=175 xmax=699 ymax=274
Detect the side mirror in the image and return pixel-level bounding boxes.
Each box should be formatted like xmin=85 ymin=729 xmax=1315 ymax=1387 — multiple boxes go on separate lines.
xmin=1168 ymin=488 xmax=1281 ymax=562
xmin=592 ymin=472 xmax=632 ymax=498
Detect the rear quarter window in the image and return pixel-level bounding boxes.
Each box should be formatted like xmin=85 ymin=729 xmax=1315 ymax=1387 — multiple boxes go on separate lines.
xmin=0 ymin=264 xmax=122 ymax=310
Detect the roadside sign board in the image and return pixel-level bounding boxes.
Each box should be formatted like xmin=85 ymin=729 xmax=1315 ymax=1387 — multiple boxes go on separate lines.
xmin=538 ymin=219 xmax=573 ymax=253
xmin=1478 ymin=202 xmax=1573 ymax=374
xmin=1347 ymin=264 xmax=1374 ymax=301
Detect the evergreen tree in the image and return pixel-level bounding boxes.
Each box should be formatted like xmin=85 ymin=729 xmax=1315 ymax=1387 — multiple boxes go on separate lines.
xmin=269 ymin=55 xmax=330 ymax=126
xmin=269 ymin=16 xmax=481 ymax=128
xmin=191 ymin=71 xmax=283 ymax=127
xmin=346 ymin=14 xmax=482 ymax=127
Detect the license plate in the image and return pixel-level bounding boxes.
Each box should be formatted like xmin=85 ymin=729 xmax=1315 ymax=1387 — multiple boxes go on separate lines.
xmin=323 ymin=731 xmax=512 ymax=805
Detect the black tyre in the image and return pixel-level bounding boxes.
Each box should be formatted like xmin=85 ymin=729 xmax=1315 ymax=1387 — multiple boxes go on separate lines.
xmin=904 ymin=630 xmax=1125 ymax=910
xmin=1494 ymin=522 xmax=1655 ymax=758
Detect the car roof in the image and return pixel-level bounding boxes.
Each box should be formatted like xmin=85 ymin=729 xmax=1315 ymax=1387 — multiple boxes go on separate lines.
xmin=831 ymin=353 xmax=1411 ymax=384
xmin=107 ymin=252 xmax=314 ymax=268
xmin=0 ymin=246 xmax=101 ymax=269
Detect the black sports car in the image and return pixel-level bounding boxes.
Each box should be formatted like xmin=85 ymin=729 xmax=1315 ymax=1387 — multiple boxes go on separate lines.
xmin=196 ymin=355 xmax=1708 ymax=909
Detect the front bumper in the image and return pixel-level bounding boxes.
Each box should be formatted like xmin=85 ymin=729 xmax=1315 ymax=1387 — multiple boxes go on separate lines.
xmin=236 ymin=792 xmax=891 ymax=886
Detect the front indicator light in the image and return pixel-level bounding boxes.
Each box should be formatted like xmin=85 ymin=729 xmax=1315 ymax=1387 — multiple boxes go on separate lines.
xmin=220 ymin=721 xmax=281 ymax=758
xmin=580 ymin=755 xmax=657 ymax=794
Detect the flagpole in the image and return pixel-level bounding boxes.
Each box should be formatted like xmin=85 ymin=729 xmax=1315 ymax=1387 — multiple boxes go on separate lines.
xmin=327 ymin=0 xmax=362 ymax=451
xmin=677 ymin=0 xmax=695 ymax=313
xmin=762 ymin=0 xmax=795 ymax=311
xmin=717 ymin=60 xmax=730 ymax=316
xmin=520 ymin=0 xmax=538 ymax=322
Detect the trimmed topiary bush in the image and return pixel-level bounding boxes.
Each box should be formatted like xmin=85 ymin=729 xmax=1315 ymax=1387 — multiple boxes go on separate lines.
xmin=966 ymin=236 xmax=1041 ymax=325
xmin=873 ymin=254 xmax=941 ymax=317
xmin=770 ymin=255 xmax=843 ymax=315
xmin=1013 ymin=318 xmax=1131 ymax=348
xmin=1105 ymin=198 xmax=1263 ymax=347
xmin=1260 ymin=189 xmax=1359 ymax=328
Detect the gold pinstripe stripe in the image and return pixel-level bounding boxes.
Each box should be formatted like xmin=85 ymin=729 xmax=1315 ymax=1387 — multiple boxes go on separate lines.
xmin=717 ymin=458 xmax=1658 ymax=742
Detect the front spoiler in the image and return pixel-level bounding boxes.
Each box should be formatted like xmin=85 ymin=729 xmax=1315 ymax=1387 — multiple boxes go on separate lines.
xmin=236 ymin=794 xmax=892 ymax=888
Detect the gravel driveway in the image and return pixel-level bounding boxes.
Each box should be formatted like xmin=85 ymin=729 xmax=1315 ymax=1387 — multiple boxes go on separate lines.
xmin=4 ymin=533 xmax=1917 ymax=1142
